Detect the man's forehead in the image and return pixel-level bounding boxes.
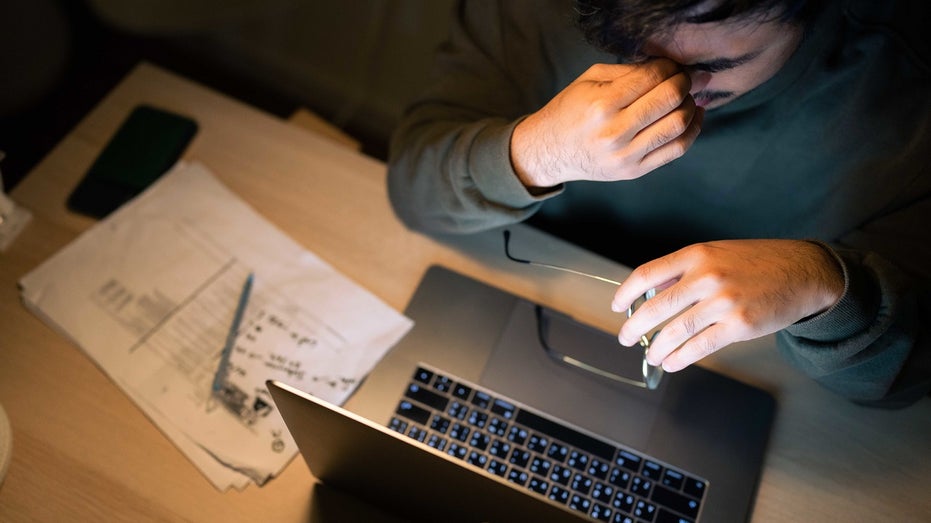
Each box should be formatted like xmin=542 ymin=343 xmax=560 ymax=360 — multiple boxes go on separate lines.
xmin=643 ymin=14 xmax=783 ymax=63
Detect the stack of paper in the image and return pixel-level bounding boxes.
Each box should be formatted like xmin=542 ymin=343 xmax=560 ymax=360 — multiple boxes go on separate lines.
xmin=18 ymin=162 xmax=413 ymax=490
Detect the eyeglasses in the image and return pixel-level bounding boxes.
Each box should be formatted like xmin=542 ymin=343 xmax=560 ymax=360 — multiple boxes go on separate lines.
xmin=503 ymin=230 xmax=664 ymax=390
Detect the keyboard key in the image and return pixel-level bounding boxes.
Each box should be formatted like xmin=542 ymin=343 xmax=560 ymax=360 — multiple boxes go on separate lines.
xmin=631 ymin=476 xmax=653 ymax=496
xmin=568 ymin=450 xmax=589 ymax=471
xmin=661 ymin=469 xmax=685 ymax=490
xmin=549 ymin=486 xmax=570 ymax=504
xmin=426 ymin=434 xmax=447 ymax=451
xmin=491 ymin=398 xmax=516 ymax=419
xmin=447 ymin=444 xmax=467 ymax=460
xmin=489 ymin=439 xmax=511 ymax=457
xmin=507 ymin=469 xmax=529 ymax=486
xmin=447 ymin=401 xmax=468 ymax=420
xmin=509 ymin=449 xmax=531 ymax=469
xmin=634 ymin=499 xmax=657 ymax=521
xmin=405 ymin=384 xmax=449 ymax=411
xmin=569 ymin=494 xmax=592 ymax=514
xmin=388 ymin=417 xmax=407 ymax=434
xmin=529 ymin=457 xmax=552 ymax=476
xmin=590 ymin=503 xmax=614 ymax=522
xmin=467 ymin=410 xmax=488 ymax=428
xmin=471 ymin=390 xmax=492 ymax=409
xmin=395 ymin=401 xmax=430 ymax=425
xmin=429 ymin=414 xmax=451 ymax=434
xmin=449 ymin=423 xmax=470 ymax=442
xmin=487 ymin=459 xmax=508 ymax=477
xmin=413 ymin=368 xmax=433 ymax=384
xmin=642 ymin=460 xmax=663 ymax=480
xmin=406 ymin=426 xmax=427 ymax=442
xmin=487 ymin=417 xmax=508 ymax=436
xmin=507 ymin=426 xmax=528 ymax=445
xmin=528 ymin=476 xmax=550 ymax=495
xmin=612 ymin=493 xmax=635 ymax=513
xmin=468 ymin=432 xmax=490 ymax=451
xmin=452 ymin=382 xmax=472 ymax=400
xmin=616 ymin=450 xmax=642 ymax=473
xmin=571 ymin=473 xmax=593 ymax=495
xmin=683 ymin=477 xmax=707 ymax=499
xmin=651 ymin=485 xmax=701 ymax=519
xmin=591 ymin=481 xmax=614 ymax=502
xmin=432 ymin=374 xmax=452 ymax=393
xmin=547 ymin=442 xmax=569 ymax=462
xmin=527 ymin=434 xmax=549 ymax=453
xmin=467 ymin=451 xmax=487 ymax=468
xmin=608 ymin=468 xmax=631 ymax=489
xmin=588 ymin=459 xmax=610 ymax=479
xmin=550 ymin=465 xmax=572 ymax=485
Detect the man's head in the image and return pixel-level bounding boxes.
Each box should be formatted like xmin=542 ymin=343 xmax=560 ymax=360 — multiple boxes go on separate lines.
xmin=577 ymin=0 xmax=822 ymax=109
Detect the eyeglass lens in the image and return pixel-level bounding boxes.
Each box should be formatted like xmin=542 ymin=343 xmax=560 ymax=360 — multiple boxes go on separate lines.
xmin=505 ymin=230 xmax=663 ymax=390
xmin=628 ymin=288 xmax=663 ymax=389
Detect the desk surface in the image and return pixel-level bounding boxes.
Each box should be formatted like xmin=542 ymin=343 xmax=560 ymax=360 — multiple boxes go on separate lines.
xmin=1 ymin=63 xmax=929 ymax=522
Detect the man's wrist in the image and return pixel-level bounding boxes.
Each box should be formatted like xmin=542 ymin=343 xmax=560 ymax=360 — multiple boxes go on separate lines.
xmin=803 ymin=239 xmax=846 ymax=315
xmin=510 ymin=115 xmax=556 ymax=191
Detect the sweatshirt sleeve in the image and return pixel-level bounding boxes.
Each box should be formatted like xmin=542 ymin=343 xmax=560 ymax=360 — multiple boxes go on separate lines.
xmin=386 ymin=1 xmax=565 ymax=234
xmin=778 ymin=201 xmax=931 ymax=408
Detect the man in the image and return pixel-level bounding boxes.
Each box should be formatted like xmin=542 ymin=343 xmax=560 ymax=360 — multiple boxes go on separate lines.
xmin=387 ymin=0 xmax=931 ymax=407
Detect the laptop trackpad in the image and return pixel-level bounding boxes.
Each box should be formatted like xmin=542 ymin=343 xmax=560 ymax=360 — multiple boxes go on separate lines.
xmin=479 ymin=300 xmax=663 ymax=451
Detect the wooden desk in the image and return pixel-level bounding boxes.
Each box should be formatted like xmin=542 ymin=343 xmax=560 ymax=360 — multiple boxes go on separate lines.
xmin=1 ymin=63 xmax=928 ymax=522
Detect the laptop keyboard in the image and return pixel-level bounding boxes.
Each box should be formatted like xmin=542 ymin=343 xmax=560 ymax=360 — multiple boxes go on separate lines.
xmin=388 ymin=365 xmax=707 ymax=523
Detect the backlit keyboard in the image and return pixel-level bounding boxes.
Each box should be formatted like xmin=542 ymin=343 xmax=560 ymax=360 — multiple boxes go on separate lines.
xmin=388 ymin=365 xmax=707 ymax=523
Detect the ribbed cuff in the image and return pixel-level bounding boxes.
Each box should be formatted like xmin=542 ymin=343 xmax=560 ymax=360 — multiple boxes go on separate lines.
xmin=786 ymin=243 xmax=880 ymax=342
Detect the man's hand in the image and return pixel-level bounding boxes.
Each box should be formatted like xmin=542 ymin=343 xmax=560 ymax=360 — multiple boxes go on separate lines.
xmin=612 ymin=240 xmax=845 ymax=371
xmin=510 ymin=59 xmax=703 ymax=188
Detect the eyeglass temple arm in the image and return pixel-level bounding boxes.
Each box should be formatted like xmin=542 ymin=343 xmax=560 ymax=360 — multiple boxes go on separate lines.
xmin=503 ymin=230 xmax=622 ymax=286
xmin=535 ymin=305 xmax=648 ymax=388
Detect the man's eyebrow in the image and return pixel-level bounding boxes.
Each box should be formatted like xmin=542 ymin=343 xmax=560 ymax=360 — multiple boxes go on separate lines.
xmin=688 ymin=50 xmax=762 ymax=72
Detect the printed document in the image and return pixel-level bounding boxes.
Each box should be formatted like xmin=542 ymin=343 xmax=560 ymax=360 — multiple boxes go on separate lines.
xmin=18 ymin=162 xmax=413 ymax=490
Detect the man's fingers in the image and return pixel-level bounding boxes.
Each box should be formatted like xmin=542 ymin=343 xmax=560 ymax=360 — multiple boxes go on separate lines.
xmin=618 ymin=277 xmax=699 ymax=347
xmin=585 ymin=59 xmax=683 ymax=109
xmin=637 ymin=104 xmax=704 ymax=172
xmin=619 ymin=71 xmax=693 ymax=136
xmin=641 ymin=297 xmax=722 ymax=366
xmin=659 ymin=323 xmax=732 ymax=372
xmin=613 ymin=254 xmax=688 ymax=315
xmin=598 ymin=70 xmax=699 ymax=179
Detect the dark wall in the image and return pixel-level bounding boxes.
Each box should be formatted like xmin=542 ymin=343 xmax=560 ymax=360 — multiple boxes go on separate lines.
xmin=0 ymin=0 xmax=454 ymax=192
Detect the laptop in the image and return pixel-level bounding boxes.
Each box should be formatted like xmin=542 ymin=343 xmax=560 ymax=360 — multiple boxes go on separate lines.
xmin=268 ymin=265 xmax=775 ymax=522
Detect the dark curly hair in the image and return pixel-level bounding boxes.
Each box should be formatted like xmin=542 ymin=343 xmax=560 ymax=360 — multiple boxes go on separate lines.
xmin=576 ymin=0 xmax=821 ymax=60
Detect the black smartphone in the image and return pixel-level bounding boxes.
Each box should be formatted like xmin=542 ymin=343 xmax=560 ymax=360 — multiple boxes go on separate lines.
xmin=66 ymin=105 xmax=198 ymax=218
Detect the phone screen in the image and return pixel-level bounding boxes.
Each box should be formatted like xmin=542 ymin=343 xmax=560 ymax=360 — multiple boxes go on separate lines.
xmin=66 ymin=105 xmax=198 ymax=218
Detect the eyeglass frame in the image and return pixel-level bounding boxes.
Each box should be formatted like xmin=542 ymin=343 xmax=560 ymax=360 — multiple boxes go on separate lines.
xmin=503 ymin=230 xmax=664 ymax=390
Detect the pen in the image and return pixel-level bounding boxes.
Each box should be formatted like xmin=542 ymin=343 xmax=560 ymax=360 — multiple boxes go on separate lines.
xmin=212 ymin=272 xmax=254 ymax=393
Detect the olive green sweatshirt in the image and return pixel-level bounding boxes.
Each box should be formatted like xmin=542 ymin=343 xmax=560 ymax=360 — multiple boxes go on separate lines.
xmin=387 ymin=0 xmax=931 ymax=407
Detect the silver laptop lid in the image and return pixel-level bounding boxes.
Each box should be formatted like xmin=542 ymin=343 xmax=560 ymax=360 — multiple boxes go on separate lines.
xmin=268 ymin=379 xmax=586 ymax=522
xmin=274 ymin=266 xmax=775 ymax=522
